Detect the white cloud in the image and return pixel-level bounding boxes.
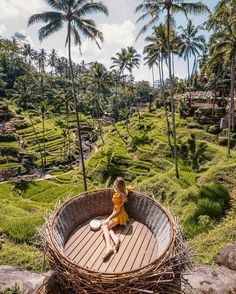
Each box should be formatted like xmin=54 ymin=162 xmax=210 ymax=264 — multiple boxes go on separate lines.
xmin=0 ymin=0 xmax=46 ymax=21
xmin=0 ymin=24 xmax=7 ymax=36
xmin=100 ymin=20 xmax=136 ymax=47
xmin=71 ymin=20 xmax=137 ymax=69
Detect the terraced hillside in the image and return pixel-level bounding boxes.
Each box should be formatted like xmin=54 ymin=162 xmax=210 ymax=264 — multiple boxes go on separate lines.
xmin=0 ymin=101 xmax=95 ymax=180
xmin=0 ymin=109 xmax=236 ymax=270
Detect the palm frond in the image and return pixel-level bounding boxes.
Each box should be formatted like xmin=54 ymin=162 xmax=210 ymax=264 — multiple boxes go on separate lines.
xmin=181 ymin=2 xmax=210 ymax=15
xmin=77 ymin=2 xmax=108 ymax=17
xmin=38 ymin=19 xmax=64 ymax=41
xmin=28 ymin=11 xmax=63 ymax=26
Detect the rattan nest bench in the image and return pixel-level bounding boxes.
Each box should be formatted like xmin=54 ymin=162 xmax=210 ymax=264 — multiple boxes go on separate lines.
xmin=41 ymin=189 xmax=190 ymax=293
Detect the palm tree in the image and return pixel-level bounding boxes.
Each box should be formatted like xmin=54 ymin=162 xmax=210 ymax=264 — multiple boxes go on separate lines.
xmin=84 ymin=62 xmax=111 ymax=118
xmin=38 ymin=48 xmax=47 ymax=73
xmin=179 ymin=20 xmax=206 ymax=106
xmin=136 ymin=0 xmax=209 ymax=178
xmin=126 ymin=46 xmax=141 ymax=81
xmin=48 ymin=49 xmax=57 ymax=84
xmin=111 ymin=48 xmax=130 ymax=78
xmin=28 ymin=0 xmax=108 ymax=191
xmin=207 ymin=0 xmax=236 ymax=157
xmin=111 ymin=47 xmax=141 ymax=81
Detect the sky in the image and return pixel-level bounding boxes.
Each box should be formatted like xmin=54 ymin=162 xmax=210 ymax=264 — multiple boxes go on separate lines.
xmin=0 ymin=0 xmax=219 ymax=82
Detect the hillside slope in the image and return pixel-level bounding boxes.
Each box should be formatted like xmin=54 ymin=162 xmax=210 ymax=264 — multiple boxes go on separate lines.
xmin=0 ymin=109 xmax=235 ymax=270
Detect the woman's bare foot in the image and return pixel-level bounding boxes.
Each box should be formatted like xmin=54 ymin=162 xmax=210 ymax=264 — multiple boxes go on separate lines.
xmin=102 ymin=246 xmax=114 ymax=261
xmin=113 ymin=238 xmax=121 ymax=253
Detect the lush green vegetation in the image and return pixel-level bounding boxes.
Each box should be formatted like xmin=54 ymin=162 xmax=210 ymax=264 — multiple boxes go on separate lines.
xmin=0 ymin=109 xmax=236 ymax=269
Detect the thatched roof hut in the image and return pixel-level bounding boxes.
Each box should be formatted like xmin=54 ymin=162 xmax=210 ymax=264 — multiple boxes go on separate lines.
xmin=39 ymin=189 xmax=190 ymax=294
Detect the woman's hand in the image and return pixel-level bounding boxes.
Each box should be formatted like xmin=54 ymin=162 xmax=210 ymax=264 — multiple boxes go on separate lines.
xmin=102 ymin=218 xmax=110 ymax=225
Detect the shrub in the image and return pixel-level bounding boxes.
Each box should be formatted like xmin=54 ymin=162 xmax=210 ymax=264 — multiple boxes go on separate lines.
xmin=14 ymin=121 xmax=30 ymax=130
xmin=0 ymin=283 xmax=20 ymax=294
xmin=207 ymin=125 xmax=221 ymax=135
xmin=0 ymin=134 xmax=18 ymax=142
xmin=182 ymin=183 xmax=230 ymax=238
xmin=218 ymin=137 xmax=236 ymax=148
xmin=194 ymin=183 xmax=230 ymax=221
xmin=131 ymin=134 xmax=150 ymax=147
xmin=0 ymin=147 xmax=18 ymax=157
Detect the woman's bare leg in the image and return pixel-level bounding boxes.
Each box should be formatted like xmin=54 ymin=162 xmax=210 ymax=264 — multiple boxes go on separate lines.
xmin=102 ymin=221 xmax=118 ymax=260
xmin=109 ymin=230 xmax=120 ymax=253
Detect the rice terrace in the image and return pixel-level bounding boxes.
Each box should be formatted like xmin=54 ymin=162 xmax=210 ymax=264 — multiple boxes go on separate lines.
xmin=0 ymin=0 xmax=236 ymax=293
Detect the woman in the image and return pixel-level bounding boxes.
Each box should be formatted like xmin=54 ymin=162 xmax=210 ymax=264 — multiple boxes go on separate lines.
xmin=101 ymin=177 xmax=130 ymax=260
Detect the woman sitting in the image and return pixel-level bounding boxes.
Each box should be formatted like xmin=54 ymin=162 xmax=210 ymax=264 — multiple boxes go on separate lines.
xmin=101 ymin=177 xmax=130 ymax=260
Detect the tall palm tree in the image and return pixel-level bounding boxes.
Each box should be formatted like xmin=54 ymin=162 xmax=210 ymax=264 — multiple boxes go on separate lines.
xmin=207 ymin=0 xmax=236 ymax=157
xmin=84 ymin=62 xmax=111 ymax=118
xmin=126 ymin=46 xmax=141 ymax=81
xmin=111 ymin=48 xmax=130 ymax=78
xmin=48 ymin=49 xmax=57 ymax=83
xmin=179 ymin=20 xmax=206 ymax=106
xmin=136 ymin=0 xmax=209 ymax=178
xmin=28 ymin=0 xmax=108 ymax=191
xmin=111 ymin=47 xmax=141 ymax=80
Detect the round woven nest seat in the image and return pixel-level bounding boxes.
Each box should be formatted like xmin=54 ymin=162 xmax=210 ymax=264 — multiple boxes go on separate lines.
xmin=43 ymin=189 xmax=189 ymax=294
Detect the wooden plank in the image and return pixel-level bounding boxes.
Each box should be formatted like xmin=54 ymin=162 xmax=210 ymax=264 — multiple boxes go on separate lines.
xmin=150 ymin=237 xmax=158 ymax=262
xmin=104 ymin=221 xmax=139 ymax=273
xmin=63 ymin=218 xmax=159 ymax=274
xmin=131 ymin=228 xmax=153 ymax=270
xmin=64 ymin=220 xmax=90 ymax=252
xmin=89 ymin=224 xmax=128 ymax=271
xmin=122 ymin=225 xmax=149 ymax=272
xmin=86 ymin=238 xmax=106 ymax=270
xmin=65 ymin=230 xmax=91 ymax=258
xmin=98 ymin=220 xmax=136 ymax=273
xmin=74 ymin=229 xmax=104 ymax=265
xmin=67 ymin=229 xmax=94 ymax=260
xmin=114 ymin=223 xmax=144 ymax=273
xmin=140 ymin=235 xmax=157 ymax=267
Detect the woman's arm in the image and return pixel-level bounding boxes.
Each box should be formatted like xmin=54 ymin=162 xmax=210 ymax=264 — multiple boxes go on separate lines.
xmin=104 ymin=208 xmax=120 ymax=224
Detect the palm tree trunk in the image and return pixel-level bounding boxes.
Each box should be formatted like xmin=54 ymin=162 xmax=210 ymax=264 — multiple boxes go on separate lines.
xmin=172 ymin=52 xmax=175 ymax=78
xmin=159 ymin=58 xmax=173 ymax=155
xmin=50 ymin=68 xmax=53 ymax=86
xmin=66 ymin=103 xmax=71 ymax=159
xmin=68 ymin=22 xmax=87 ymax=191
xmin=27 ymin=111 xmax=44 ymax=170
xmin=42 ymin=114 xmax=46 ymax=169
xmin=126 ymin=115 xmax=132 ymax=138
xmin=228 ymin=50 xmax=235 ymax=157
xmin=110 ymin=119 xmax=127 ymax=145
xmin=187 ymin=53 xmax=192 ymax=107
xmin=149 ymin=66 xmax=155 ymax=112
xmin=167 ymin=8 xmax=179 ymax=178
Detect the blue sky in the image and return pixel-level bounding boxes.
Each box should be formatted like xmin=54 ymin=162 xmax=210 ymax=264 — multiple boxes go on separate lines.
xmin=0 ymin=0 xmax=219 ymax=82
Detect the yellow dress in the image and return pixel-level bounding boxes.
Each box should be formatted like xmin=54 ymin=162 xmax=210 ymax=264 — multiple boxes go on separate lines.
xmin=112 ymin=192 xmax=129 ymax=225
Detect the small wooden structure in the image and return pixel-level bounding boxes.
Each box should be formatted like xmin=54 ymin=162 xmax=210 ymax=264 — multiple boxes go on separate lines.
xmin=220 ymin=115 xmax=236 ymax=129
xmin=40 ymin=189 xmax=190 ymax=293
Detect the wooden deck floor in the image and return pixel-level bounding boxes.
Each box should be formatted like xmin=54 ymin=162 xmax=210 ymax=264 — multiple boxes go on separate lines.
xmin=64 ymin=218 xmax=158 ymax=274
